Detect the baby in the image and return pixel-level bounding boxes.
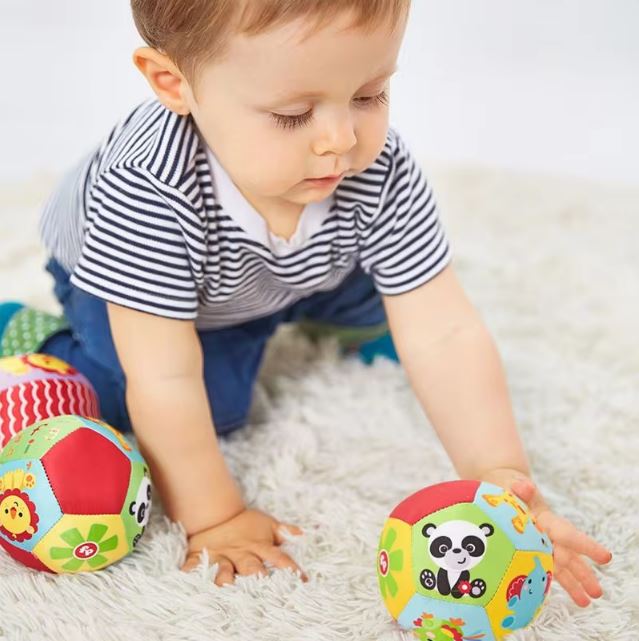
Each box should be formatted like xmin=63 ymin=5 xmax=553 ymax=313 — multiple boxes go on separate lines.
xmin=0 ymin=0 xmax=611 ymax=603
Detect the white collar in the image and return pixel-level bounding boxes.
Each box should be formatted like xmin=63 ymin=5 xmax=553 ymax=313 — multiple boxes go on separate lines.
xmin=206 ymin=145 xmax=334 ymax=256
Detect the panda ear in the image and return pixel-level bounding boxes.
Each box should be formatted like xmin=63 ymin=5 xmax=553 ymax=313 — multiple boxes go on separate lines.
xmin=422 ymin=523 xmax=437 ymax=538
xmin=480 ymin=523 xmax=494 ymax=537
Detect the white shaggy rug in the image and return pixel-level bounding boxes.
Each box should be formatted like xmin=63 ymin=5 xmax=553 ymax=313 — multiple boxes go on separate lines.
xmin=0 ymin=164 xmax=637 ymax=641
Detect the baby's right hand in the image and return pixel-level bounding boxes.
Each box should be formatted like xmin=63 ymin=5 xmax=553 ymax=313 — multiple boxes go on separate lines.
xmin=181 ymin=507 xmax=308 ymax=586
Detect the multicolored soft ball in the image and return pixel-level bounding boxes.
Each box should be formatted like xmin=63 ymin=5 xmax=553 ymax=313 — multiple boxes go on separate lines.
xmin=377 ymin=480 xmax=553 ymax=641
xmin=0 ymin=414 xmax=151 ymax=573
xmin=0 ymin=354 xmax=99 ymax=449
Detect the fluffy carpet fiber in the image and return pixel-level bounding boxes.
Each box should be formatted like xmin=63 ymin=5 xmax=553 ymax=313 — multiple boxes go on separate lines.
xmin=0 ymin=164 xmax=637 ymax=640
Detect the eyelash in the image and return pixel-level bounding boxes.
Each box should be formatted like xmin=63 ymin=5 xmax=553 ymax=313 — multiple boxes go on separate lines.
xmin=270 ymin=90 xmax=390 ymax=131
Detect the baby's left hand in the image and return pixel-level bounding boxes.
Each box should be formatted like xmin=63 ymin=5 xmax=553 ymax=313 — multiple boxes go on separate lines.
xmin=478 ymin=467 xmax=613 ymax=608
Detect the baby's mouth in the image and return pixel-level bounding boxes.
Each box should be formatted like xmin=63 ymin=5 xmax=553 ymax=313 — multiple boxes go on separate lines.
xmin=457 ymin=557 xmax=467 ymax=565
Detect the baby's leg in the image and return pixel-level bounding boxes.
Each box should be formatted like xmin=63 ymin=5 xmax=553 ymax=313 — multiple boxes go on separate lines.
xmin=35 ymin=259 xmax=282 ymax=436
xmin=34 ymin=257 xmax=132 ymax=431
xmin=4 ymin=258 xmax=282 ymax=436
xmin=286 ymin=264 xmax=399 ymax=364
xmin=197 ymin=313 xmax=282 ymax=435
xmin=2 ymin=258 xmax=138 ymax=431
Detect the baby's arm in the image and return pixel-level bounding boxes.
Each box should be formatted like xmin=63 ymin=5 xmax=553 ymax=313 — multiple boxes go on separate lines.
xmin=382 ymin=263 xmax=612 ymax=606
xmin=106 ymin=302 xmax=245 ymax=533
xmin=383 ymin=264 xmax=529 ymax=480
xmin=106 ymin=302 xmax=306 ymax=584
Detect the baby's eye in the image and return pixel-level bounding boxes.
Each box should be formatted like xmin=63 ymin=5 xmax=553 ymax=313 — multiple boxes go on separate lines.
xmin=354 ymin=90 xmax=389 ymax=109
xmin=270 ymin=90 xmax=389 ymax=131
xmin=270 ymin=110 xmax=314 ymax=131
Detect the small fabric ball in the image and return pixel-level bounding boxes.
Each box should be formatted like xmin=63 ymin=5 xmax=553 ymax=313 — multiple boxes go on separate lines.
xmin=0 ymin=415 xmax=152 ymax=573
xmin=377 ymin=480 xmax=553 ymax=640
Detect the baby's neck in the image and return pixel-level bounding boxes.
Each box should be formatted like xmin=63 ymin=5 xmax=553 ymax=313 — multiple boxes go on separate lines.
xmin=259 ymin=204 xmax=306 ymax=241
xmin=237 ymin=187 xmax=306 ymax=241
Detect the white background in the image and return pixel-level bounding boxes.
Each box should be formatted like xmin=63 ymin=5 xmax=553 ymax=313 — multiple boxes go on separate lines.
xmin=1 ymin=1 xmax=637 ymax=187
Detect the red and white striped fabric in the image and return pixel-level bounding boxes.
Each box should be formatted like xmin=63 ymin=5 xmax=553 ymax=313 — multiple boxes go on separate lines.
xmin=0 ymin=354 xmax=99 ymax=449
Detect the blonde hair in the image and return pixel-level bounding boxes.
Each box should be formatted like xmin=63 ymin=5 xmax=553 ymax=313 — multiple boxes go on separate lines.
xmin=131 ymin=0 xmax=410 ymax=92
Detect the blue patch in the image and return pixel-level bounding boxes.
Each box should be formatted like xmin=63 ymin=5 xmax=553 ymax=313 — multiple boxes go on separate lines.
xmin=501 ymin=556 xmax=549 ymax=631
xmin=474 ymin=482 xmax=553 ymax=554
xmin=0 ymin=302 xmax=25 ymax=337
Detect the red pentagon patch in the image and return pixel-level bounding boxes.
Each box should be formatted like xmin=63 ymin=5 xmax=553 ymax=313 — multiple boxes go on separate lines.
xmin=41 ymin=427 xmax=130 ymax=514
xmin=389 ymin=480 xmax=480 ymax=524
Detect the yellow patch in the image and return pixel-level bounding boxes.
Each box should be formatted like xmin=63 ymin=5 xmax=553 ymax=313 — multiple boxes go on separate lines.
xmin=33 ymin=514 xmax=129 ymax=573
xmin=25 ymin=353 xmax=73 ymax=374
xmin=0 ymin=494 xmax=35 ymax=538
xmin=0 ymin=356 xmax=30 ymax=376
xmin=377 ymin=517 xmax=414 ymax=619
xmin=486 ymin=550 xmax=553 ymax=639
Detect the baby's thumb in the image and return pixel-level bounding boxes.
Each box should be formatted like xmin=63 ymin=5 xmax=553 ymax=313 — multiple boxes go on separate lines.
xmin=510 ymin=477 xmax=536 ymax=504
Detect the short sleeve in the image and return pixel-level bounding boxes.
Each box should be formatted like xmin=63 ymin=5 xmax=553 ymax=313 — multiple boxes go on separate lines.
xmin=358 ymin=130 xmax=453 ymax=295
xmin=69 ymin=167 xmax=201 ymax=319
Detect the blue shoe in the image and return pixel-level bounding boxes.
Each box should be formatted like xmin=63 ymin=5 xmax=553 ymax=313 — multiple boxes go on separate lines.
xmin=356 ymin=331 xmax=399 ymax=365
xmin=0 ymin=302 xmax=25 ymax=335
xmin=0 ymin=301 xmax=69 ymax=357
xmin=297 ymin=319 xmax=400 ymax=366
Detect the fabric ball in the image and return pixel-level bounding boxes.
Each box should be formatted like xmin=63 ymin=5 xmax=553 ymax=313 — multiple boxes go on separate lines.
xmin=0 ymin=414 xmax=151 ymax=573
xmin=377 ymin=480 xmax=553 ymax=640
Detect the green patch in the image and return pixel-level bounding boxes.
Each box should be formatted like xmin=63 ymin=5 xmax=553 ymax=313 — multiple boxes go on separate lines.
xmin=412 ymin=502 xmax=515 ymax=607
xmin=0 ymin=307 xmax=69 ymax=357
xmin=0 ymin=416 xmax=84 ymax=463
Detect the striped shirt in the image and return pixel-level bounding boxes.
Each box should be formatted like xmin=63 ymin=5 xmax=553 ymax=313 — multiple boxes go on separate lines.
xmin=39 ymin=99 xmax=452 ymax=330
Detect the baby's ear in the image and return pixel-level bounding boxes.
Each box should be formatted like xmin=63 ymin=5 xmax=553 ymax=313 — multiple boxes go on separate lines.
xmin=132 ymin=46 xmax=191 ymax=116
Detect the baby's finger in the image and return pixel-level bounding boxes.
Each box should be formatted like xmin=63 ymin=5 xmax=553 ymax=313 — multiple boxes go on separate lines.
xmin=568 ymin=553 xmax=604 ymax=599
xmin=577 ymin=534 xmax=613 ymax=566
xmin=256 ymin=543 xmax=308 ymax=582
xmin=554 ymin=565 xmax=591 ymax=608
xmin=547 ymin=516 xmax=613 ymax=565
xmin=554 ymin=545 xmax=603 ymax=600
xmin=181 ymin=549 xmax=204 ymax=573
xmin=274 ymin=522 xmax=304 ymax=545
xmin=233 ymin=552 xmax=268 ymax=579
xmin=212 ymin=554 xmax=236 ymax=587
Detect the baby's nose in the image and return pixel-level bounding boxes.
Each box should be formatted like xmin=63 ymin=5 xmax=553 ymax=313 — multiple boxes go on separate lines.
xmin=452 ymin=548 xmax=462 ymax=554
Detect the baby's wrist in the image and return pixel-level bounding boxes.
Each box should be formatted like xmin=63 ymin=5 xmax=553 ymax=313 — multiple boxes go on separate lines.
xmin=183 ymin=493 xmax=247 ymax=537
xmin=475 ymin=466 xmax=532 ymax=488
xmin=186 ymin=503 xmax=246 ymax=538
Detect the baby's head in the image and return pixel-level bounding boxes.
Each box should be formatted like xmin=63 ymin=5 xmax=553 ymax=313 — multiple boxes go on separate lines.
xmin=130 ymin=0 xmax=410 ymax=215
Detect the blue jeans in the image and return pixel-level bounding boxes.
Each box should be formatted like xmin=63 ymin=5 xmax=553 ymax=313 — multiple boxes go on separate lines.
xmin=41 ymin=258 xmax=391 ymax=436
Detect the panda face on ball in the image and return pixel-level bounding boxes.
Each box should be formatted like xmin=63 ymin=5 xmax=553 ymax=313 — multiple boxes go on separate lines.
xmin=129 ymin=470 xmax=152 ymax=530
xmin=422 ymin=520 xmax=494 ymax=571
